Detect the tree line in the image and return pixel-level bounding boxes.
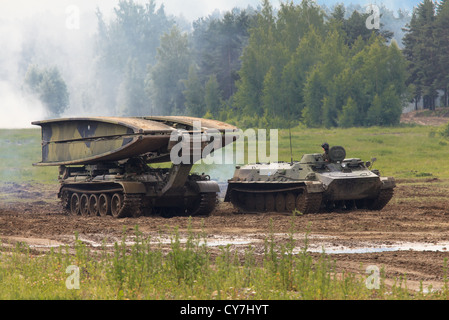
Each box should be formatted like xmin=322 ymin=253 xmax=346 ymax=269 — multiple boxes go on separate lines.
xmin=94 ymin=0 xmax=254 ymax=119
xmin=22 ymin=0 xmax=447 ymax=129
xmin=403 ymin=0 xmax=449 ymax=111
xmin=231 ymin=1 xmax=405 ymax=128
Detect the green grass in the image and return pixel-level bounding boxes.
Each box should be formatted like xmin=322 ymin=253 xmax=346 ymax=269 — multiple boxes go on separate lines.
xmin=1 ymin=224 xmax=447 ymax=300
xmin=0 ymin=129 xmax=57 ymax=184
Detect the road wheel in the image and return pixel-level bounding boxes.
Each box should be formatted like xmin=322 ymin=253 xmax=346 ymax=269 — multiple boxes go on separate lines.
xmin=88 ymin=194 xmax=100 ymax=216
xmin=244 ymin=193 xmax=256 ymax=211
xmin=285 ymin=193 xmax=296 ymax=213
xmin=70 ymin=193 xmax=80 ymax=216
xmin=265 ymin=193 xmax=275 ymax=212
xmin=296 ymin=191 xmax=322 ymax=214
xmin=98 ymin=193 xmax=111 ymax=217
xmin=255 ymin=194 xmax=265 ymax=212
xmin=275 ymin=193 xmax=285 ymax=212
xmin=80 ymin=194 xmax=90 ymax=216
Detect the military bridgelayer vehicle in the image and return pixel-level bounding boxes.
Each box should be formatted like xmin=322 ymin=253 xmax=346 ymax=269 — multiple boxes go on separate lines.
xmin=224 ymin=146 xmax=395 ymax=214
xmin=32 ymin=116 xmax=237 ymax=218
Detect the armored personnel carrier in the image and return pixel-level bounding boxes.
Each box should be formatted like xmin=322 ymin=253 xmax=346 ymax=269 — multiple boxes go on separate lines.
xmin=32 ymin=116 xmax=237 ymax=218
xmin=224 ymin=146 xmax=395 ymax=214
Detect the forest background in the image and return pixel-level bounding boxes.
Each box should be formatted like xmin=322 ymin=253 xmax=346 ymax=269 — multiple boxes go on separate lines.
xmin=2 ymin=0 xmax=449 ymax=129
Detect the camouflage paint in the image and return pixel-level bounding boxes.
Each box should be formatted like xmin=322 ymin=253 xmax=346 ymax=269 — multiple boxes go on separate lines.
xmin=32 ymin=116 xmax=238 ymax=166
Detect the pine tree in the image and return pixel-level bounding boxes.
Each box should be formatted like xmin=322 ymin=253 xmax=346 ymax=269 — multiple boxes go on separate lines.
xmin=204 ymin=74 xmax=221 ymax=117
xmin=183 ymin=65 xmax=205 ymax=117
xmin=277 ymin=0 xmax=325 ymax=53
xmin=94 ymin=0 xmax=173 ymax=114
xmin=191 ymin=9 xmax=253 ymax=101
xmin=338 ymin=96 xmax=358 ymax=128
xmin=233 ymin=0 xmax=324 ymax=124
xmin=233 ymin=0 xmax=278 ymax=117
xmin=402 ymin=0 xmax=438 ymax=110
xmin=147 ymin=26 xmax=191 ymax=115
xmin=347 ymin=36 xmax=406 ymax=126
xmin=322 ymin=94 xmax=338 ymax=128
xmin=367 ymin=94 xmax=383 ymax=126
xmin=281 ymin=26 xmax=323 ymax=120
xmin=435 ymin=0 xmax=449 ymax=107
xmin=380 ymin=85 xmax=403 ymax=125
xmin=117 ymin=58 xmax=148 ymax=116
xmin=302 ymin=27 xmax=348 ymax=127
xmin=302 ymin=67 xmax=323 ymax=127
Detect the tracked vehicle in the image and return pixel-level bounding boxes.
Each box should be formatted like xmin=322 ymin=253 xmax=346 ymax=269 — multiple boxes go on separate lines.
xmin=224 ymin=146 xmax=395 ymax=214
xmin=33 ymin=116 xmax=238 ymax=218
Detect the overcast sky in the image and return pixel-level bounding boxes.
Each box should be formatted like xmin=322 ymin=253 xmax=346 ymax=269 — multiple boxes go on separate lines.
xmin=0 ymin=0 xmax=422 ymax=22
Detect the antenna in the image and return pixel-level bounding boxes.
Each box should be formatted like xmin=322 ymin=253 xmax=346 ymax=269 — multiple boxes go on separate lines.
xmin=289 ymin=127 xmax=293 ymax=164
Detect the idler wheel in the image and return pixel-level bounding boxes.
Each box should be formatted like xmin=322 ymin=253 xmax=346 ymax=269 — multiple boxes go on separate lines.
xmin=98 ymin=193 xmax=111 ymax=217
xmin=70 ymin=193 xmax=81 ymax=216
xmin=80 ymin=194 xmax=90 ymax=216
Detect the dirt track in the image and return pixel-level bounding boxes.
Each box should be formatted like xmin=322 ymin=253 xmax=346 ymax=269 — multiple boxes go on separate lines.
xmin=1 ymin=179 xmax=449 ymax=293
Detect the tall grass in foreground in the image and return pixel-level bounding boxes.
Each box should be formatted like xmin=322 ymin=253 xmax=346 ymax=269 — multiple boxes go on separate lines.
xmin=1 ymin=223 xmax=448 ymax=300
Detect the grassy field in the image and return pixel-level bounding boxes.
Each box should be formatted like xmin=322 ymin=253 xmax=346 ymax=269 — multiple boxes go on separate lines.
xmin=1 ymin=225 xmax=447 ymax=300
xmin=2 ymin=124 xmax=448 ymax=184
xmin=0 ymin=129 xmax=57 ymax=184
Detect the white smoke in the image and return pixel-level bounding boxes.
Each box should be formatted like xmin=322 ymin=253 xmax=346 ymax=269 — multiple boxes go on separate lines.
xmin=0 ymin=2 xmax=107 ymax=127
xmin=0 ymin=16 xmax=47 ymax=128
xmin=0 ymin=81 xmax=46 ymax=128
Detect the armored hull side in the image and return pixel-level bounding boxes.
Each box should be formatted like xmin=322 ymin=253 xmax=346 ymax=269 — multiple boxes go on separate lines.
xmin=225 ymin=147 xmax=396 ymax=214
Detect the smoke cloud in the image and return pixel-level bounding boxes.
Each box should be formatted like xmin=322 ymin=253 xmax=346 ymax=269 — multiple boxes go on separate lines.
xmin=0 ymin=81 xmax=46 ymax=128
xmin=0 ymin=17 xmax=46 ymax=128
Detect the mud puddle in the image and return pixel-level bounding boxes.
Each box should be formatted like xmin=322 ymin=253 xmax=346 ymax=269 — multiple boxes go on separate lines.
xmin=25 ymin=232 xmax=449 ymax=256
xmin=305 ymin=241 xmax=449 ymax=254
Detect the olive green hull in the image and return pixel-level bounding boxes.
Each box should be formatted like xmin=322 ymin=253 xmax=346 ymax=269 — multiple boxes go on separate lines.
xmin=224 ymin=147 xmax=396 ymax=214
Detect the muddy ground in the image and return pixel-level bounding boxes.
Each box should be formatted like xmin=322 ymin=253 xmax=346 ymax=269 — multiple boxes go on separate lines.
xmin=1 ymin=179 xmax=449 ymax=293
